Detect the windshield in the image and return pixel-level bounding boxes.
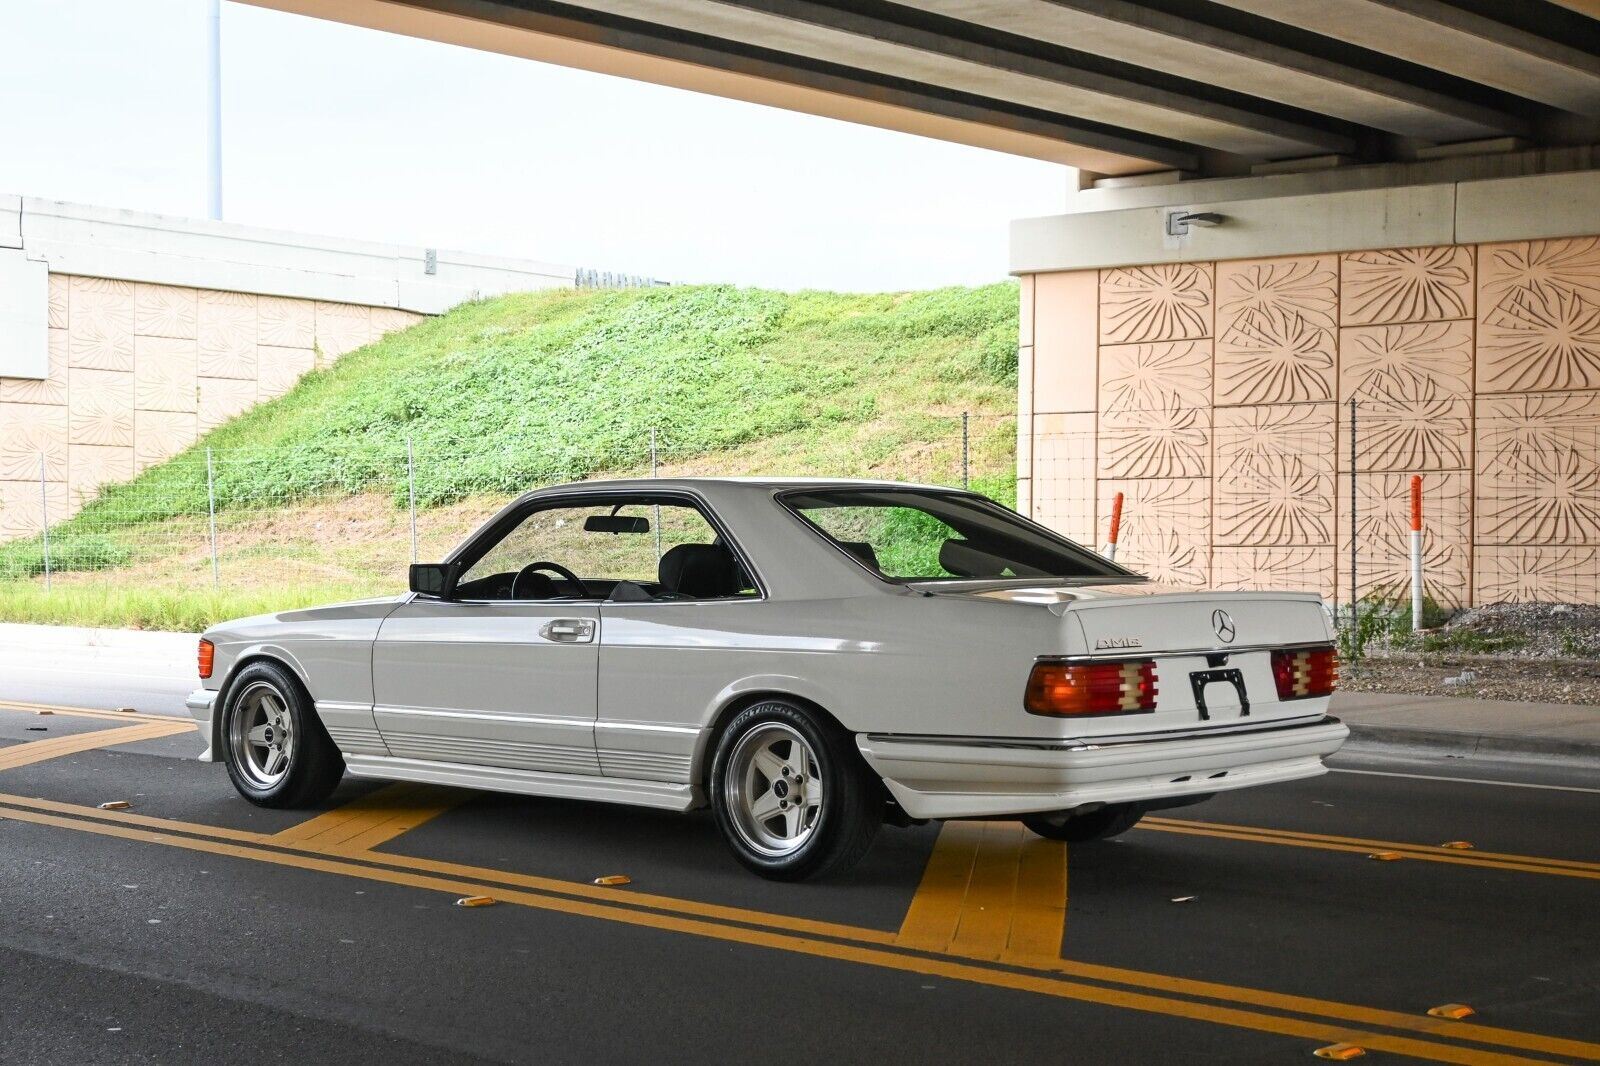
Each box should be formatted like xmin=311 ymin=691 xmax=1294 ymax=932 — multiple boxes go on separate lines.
xmin=780 ymin=488 xmax=1139 ymax=583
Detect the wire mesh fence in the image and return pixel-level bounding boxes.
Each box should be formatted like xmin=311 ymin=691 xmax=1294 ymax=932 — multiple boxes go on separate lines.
xmin=0 ymin=412 xmax=1018 ymax=609
xmin=3 ymin=397 xmax=1596 ymax=623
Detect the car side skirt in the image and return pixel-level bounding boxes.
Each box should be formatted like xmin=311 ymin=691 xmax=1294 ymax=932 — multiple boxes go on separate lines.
xmin=343 ymin=754 xmax=700 ymax=812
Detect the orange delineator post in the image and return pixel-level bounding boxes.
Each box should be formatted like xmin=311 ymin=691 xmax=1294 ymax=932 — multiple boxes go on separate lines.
xmin=1105 ymin=491 xmax=1124 ymax=561
xmin=1410 ymin=475 xmax=1424 ymax=631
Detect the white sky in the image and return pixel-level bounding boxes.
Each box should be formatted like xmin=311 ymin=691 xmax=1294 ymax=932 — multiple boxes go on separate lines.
xmin=0 ymin=0 xmax=1069 ymax=290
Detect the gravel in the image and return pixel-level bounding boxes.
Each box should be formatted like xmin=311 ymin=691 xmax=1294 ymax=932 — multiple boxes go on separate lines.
xmin=1345 ymin=603 xmax=1600 ymax=706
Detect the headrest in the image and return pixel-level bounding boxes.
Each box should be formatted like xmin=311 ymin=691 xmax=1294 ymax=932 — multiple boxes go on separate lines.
xmin=838 ymin=540 xmax=880 ymax=571
xmin=659 ymin=543 xmax=739 ymax=599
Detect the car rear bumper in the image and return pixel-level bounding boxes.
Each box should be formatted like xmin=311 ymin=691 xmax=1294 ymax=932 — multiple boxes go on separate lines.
xmin=186 ymin=688 xmax=218 ymax=762
xmin=856 ymin=715 xmax=1349 ymax=820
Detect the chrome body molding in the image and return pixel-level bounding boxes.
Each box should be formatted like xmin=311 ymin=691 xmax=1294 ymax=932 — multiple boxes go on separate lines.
xmin=343 ymin=754 xmax=697 ymax=812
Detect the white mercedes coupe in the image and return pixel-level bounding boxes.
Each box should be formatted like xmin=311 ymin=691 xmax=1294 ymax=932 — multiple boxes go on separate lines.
xmin=189 ymin=478 xmax=1347 ymax=880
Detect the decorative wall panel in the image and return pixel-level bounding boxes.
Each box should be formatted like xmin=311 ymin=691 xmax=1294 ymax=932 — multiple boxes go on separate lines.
xmin=1095 ymin=477 xmax=1210 ymax=586
xmin=67 ymin=368 xmax=134 ymax=447
xmin=134 ymin=284 xmax=198 ymax=339
xmin=1213 ymin=546 xmax=1334 ymax=599
xmin=1338 ymin=471 xmax=1472 ymax=609
xmin=47 ymin=274 xmax=68 ymax=329
xmin=1340 ymin=246 xmax=1473 ymax=325
xmin=198 ymin=377 xmax=257 ymax=432
xmin=133 ymin=335 xmax=198 ymax=413
xmin=1214 ymin=403 xmax=1335 ymax=548
xmin=134 ymin=410 xmax=198 ymax=469
xmin=1099 ymin=263 xmax=1212 ymax=345
xmin=1215 ymin=256 xmax=1337 ymax=405
xmin=198 ymin=290 xmax=259 ymax=380
xmin=67 ymin=276 xmax=134 ymax=371
xmin=1477 ymin=238 xmax=1600 ymax=394
xmin=0 ymin=481 xmax=67 ymax=539
xmin=257 ymin=346 xmax=317 ymax=400
xmin=1476 ymin=390 xmax=1600 ymax=546
xmin=315 ymin=302 xmax=375 ymax=363
xmin=1341 ymin=320 xmax=1473 ymax=403
xmin=1345 ymin=397 xmax=1472 ymax=472
xmin=1475 ymin=547 xmax=1599 ymax=604
xmin=68 ymin=444 xmax=134 ymax=507
xmin=0 ymin=402 xmax=68 ymax=481
xmin=259 ymin=296 xmax=316 ymax=349
xmin=1098 ymin=403 xmax=1210 ymax=479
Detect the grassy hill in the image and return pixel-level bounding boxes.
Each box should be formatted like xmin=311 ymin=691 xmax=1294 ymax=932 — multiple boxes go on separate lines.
xmin=0 ymin=283 xmax=1020 ymax=630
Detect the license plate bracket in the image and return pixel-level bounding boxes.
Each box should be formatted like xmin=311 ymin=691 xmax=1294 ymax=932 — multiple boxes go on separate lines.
xmin=1190 ymin=667 xmax=1250 ymax=720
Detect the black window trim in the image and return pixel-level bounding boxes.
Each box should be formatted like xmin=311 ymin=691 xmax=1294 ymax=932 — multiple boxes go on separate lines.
xmin=424 ymin=486 xmax=768 ymax=605
xmin=772 ymin=485 xmax=1145 ymax=586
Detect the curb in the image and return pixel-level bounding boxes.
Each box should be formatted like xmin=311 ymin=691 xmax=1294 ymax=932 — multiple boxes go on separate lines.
xmin=1343 ymin=723 xmax=1600 ymax=766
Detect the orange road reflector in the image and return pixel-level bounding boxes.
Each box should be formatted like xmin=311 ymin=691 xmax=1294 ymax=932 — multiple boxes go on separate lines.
xmin=593 ymin=875 xmax=632 ymax=886
xmin=1313 ymin=1044 xmax=1366 ymax=1060
xmin=1367 ymin=851 xmax=1403 ymax=861
xmin=1427 ymin=1003 xmax=1476 ymax=1020
xmin=97 ymin=801 xmax=132 ymax=811
xmin=1439 ymin=841 xmax=1474 ymax=850
xmin=454 ymin=895 xmax=497 ymax=908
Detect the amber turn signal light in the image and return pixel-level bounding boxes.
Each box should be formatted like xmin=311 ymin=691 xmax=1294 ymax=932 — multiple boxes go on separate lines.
xmin=197 ymin=638 xmax=215 ymax=680
xmin=1025 ymin=659 xmax=1158 ymax=717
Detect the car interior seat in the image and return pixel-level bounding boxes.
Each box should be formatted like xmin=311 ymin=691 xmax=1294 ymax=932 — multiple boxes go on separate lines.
xmin=658 ymin=543 xmax=740 ymax=599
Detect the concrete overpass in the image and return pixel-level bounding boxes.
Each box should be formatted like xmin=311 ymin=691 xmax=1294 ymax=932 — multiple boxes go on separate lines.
xmin=249 ymin=0 xmax=1600 ymax=177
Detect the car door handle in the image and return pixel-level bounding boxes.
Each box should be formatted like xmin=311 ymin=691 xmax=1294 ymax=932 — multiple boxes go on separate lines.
xmin=539 ymin=618 xmax=595 ymax=644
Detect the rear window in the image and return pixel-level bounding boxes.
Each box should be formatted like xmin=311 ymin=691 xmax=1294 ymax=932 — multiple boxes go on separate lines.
xmin=780 ymin=489 xmax=1136 ymax=583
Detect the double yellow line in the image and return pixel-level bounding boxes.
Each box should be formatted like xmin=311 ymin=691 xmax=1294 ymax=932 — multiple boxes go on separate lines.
xmin=2 ymin=701 xmax=1598 ymax=1062
xmin=1142 ymin=817 xmax=1600 ymax=881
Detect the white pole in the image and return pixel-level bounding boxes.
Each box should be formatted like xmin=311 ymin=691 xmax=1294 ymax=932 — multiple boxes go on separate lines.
xmin=38 ymin=453 xmax=51 ymax=593
xmin=206 ymin=0 xmax=223 ymax=221
xmin=1409 ymin=475 xmax=1423 ymax=631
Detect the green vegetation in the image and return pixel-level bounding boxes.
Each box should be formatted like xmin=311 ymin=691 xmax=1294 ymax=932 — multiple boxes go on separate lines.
xmin=0 ymin=283 xmax=1021 ymax=629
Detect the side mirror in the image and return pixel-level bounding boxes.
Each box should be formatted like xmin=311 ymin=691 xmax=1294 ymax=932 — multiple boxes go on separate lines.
xmin=409 ymin=561 xmax=461 ymax=598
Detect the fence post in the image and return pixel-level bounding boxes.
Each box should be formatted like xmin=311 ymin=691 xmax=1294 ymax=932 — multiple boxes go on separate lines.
xmin=1410 ymin=474 xmax=1424 ymax=631
xmin=1348 ymin=398 xmax=1358 ymax=640
xmin=1104 ymin=490 xmax=1124 ymax=561
xmin=650 ymin=427 xmax=662 ymax=560
xmin=37 ymin=453 xmax=51 ymax=593
xmin=961 ymin=411 xmax=970 ymax=488
xmin=206 ymin=448 xmax=220 ymax=590
xmin=406 ymin=435 xmax=418 ymax=564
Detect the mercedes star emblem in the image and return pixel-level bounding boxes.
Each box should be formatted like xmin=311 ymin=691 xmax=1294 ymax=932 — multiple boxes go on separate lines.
xmin=1212 ymin=608 xmax=1237 ymax=644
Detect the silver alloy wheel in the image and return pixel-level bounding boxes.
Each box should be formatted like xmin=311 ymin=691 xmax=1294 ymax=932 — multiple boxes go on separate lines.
xmin=723 ymin=722 xmax=825 ymax=858
xmin=228 ymin=680 xmax=295 ymax=789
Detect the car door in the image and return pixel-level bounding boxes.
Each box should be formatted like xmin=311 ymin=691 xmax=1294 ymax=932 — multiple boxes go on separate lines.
xmin=371 ymin=498 xmax=606 ymax=776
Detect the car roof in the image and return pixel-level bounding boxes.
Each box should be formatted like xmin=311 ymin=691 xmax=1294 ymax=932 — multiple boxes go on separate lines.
xmin=519 ymin=476 xmax=966 ymax=497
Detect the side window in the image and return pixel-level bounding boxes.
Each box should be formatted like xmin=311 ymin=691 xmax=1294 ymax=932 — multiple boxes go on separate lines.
xmin=455 ymin=498 xmax=756 ymax=601
xmin=797 ymin=504 xmax=974 ymax=579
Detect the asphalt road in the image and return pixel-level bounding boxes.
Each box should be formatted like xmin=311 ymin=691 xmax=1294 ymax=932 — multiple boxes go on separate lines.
xmin=1 ymin=675 xmax=1597 ymax=1065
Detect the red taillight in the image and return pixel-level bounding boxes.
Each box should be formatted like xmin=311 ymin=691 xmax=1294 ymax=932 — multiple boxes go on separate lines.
xmin=197 ymin=639 xmax=215 ymax=680
xmin=1025 ymin=659 xmax=1158 ymax=717
xmin=1271 ymin=646 xmax=1338 ymax=700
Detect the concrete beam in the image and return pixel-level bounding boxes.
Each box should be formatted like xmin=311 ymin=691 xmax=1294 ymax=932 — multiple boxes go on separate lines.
xmin=1216 ymin=0 xmax=1600 ymax=115
xmin=897 ymin=0 xmax=1524 ymax=141
xmin=0 ymin=250 xmax=48 ymax=380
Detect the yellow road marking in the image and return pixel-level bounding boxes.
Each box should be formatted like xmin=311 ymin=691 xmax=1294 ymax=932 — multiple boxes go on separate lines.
xmin=0 ymin=800 xmax=1584 ymax=1066
xmin=1143 ymin=818 xmax=1600 ymax=881
xmin=0 ymin=719 xmax=195 ymax=771
xmin=268 ymin=782 xmax=468 ymax=850
xmin=896 ymin=821 xmax=1067 ymax=965
xmin=0 ymin=788 xmax=1595 ymax=1062
xmin=0 ymin=699 xmax=181 ymax=724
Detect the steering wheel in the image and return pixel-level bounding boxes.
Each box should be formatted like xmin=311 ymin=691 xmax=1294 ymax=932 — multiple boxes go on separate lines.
xmin=511 ymin=561 xmax=590 ymax=600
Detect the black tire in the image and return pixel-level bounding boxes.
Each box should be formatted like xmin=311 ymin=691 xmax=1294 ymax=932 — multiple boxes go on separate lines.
xmin=220 ymin=660 xmax=345 ymax=809
xmin=710 ymin=699 xmax=880 ymax=881
xmin=1023 ymin=804 xmax=1143 ymax=843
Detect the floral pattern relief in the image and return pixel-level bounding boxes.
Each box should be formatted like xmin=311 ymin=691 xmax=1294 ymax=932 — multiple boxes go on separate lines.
xmin=1215 ymin=457 xmax=1333 ymax=546
xmin=1098 ymin=264 xmax=1212 ymax=345
xmin=0 ymin=329 xmax=69 ymax=406
xmin=133 ymin=336 xmax=198 ymax=413
xmin=1214 ymin=404 xmax=1336 ymax=476
xmin=1117 ymin=533 xmax=1209 ymax=588
xmin=1476 ymin=392 xmax=1600 ymax=547
xmin=1098 ymin=340 xmax=1210 ymax=414
xmin=0 ymin=402 xmax=67 ymax=481
xmin=47 ymin=275 xmax=68 ymax=329
xmin=1479 ymin=238 xmax=1600 ymax=307
xmin=68 ymin=445 xmax=134 ymax=506
xmin=1350 ymin=396 xmax=1471 ymax=472
xmin=133 ymin=411 xmax=197 ymax=470
xmin=67 ymin=369 xmax=134 ymax=447
xmin=198 ymin=290 xmax=258 ymax=380
xmin=1212 ymin=546 xmax=1333 ymax=598
xmin=1349 ymin=535 xmax=1468 ymax=610
xmin=134 ymin=284 xmax=198 ymax=339
xmin=1214 ymin=257 xmax=1338 ymax=406
xmin=1098 ymin=402 xmax=1210 ymax=480
xmin=1475 ymin=546 xmax=1599 ymax=604
xmin=1341 ymin=246 xmax=1474 ymax=326
xmin=1479 ymin=279 xmax=1600 ymax=393
xmin=1097 ymin=478 xmax=1209 ymax=545
xmin=1339 ymin=321 xmax=1473 ymax=404
xmin=67 ymin=276 xmax=135 ymax=371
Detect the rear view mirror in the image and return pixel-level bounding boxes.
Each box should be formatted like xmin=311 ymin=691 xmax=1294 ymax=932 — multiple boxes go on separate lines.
xmin=409 ymin=561 xmax=462 ymax=598
xmin=584 ymin=515 xmax=650 ymax=534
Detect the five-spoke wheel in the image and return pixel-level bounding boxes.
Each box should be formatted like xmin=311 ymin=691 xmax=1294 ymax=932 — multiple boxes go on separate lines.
xmin=220 ymin=660 xmax=345 ymax=808
xmin=710 ymin=699 xmax=880 ymax=881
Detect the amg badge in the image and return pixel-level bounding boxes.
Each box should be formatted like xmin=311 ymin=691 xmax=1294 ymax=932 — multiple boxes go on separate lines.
xmin=1095 ymin=637 xmax=1143 ymax=650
